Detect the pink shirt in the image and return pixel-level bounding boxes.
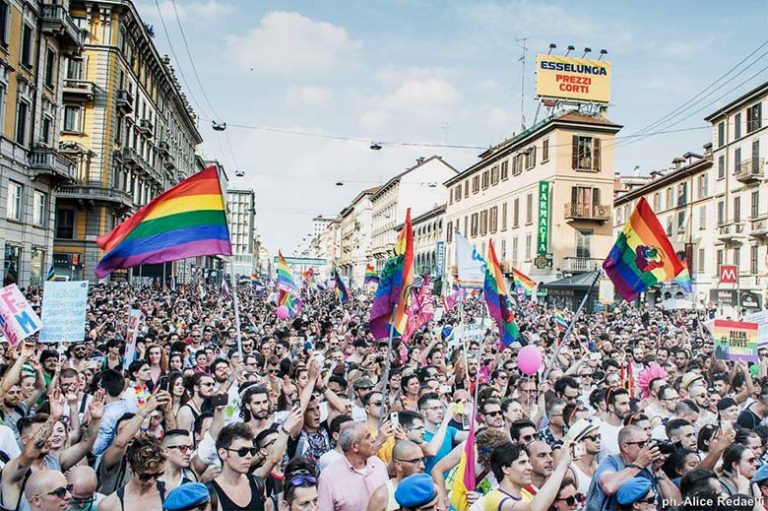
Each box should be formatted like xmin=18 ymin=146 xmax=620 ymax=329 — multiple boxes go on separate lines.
xmin=318 ymin=454 xmax=388 ymax=511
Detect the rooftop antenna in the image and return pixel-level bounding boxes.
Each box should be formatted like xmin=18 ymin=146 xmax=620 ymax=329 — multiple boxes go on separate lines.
xmin=598 ymin=49 xmax=608 ymax=61
xmin=515 ymin=37 xmax=530 ymax=130
xmin=582 ymin=47 xmax=592 ymax=58
xmin=565 ymin=45 xmax=575 ymax=57
xmin=441 ymin=122 xmax=451 ymax=146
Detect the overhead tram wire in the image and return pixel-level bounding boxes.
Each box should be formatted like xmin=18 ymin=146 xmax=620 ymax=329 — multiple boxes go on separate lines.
xmin=152 ymin=0 xmax=211 ymax=120
xmin=613 ymin=40 xmax=768 ymax=148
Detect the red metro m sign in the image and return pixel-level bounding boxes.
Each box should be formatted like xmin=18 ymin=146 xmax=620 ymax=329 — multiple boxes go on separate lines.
xmin=720 ymin=264 xmax=738 ymax=284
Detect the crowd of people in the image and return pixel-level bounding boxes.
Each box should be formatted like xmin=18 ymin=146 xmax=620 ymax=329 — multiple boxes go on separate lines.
xmin=0 ymin=280 xmax=764 ymax=510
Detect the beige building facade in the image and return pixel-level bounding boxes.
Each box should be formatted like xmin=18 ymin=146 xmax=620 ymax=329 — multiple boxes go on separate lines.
xmin=338 ymin=187 xmax=377 ymax=287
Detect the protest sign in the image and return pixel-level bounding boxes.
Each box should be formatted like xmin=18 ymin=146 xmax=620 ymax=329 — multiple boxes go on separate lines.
xmin=40 ymin=281 xmax=88 ymax=343
xmin=713 ymin=319 xmax=758 ymax=362
xmin=743 ymin=310 xmax=768 ymax=348
xmin=0 ymin=285 xmax=41 ymax=346
xmin=123 ymin=309 xmax=143 ymax=371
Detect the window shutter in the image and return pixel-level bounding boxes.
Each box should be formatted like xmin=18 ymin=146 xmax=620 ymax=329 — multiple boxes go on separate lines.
xmin=593 ymin=138 xmax=601 ymax=171
xmin=594 ymin=188 xmax=601 ymax=206
xmin=572 ymin=135 xmax=578 ymax=168
xmin=571 ymin=186 xmax=578 ymax=204
xmin=531 ymin=146 xmax=537 ymax=167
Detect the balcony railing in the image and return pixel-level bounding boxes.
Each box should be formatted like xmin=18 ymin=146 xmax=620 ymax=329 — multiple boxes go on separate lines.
xmin=139 ymin=119 xmax=154 ymax=136
xmin=564 ymin=203 xmax=611 ymax=222
xmin=56 ymin=181 xmax=132 ymax=209
xmin=561 ymin=257 xmax=602 ymax=273
xmin=751 ymin=216 xmax=768 ymax=238
xmin=63 ymin=79 xmax=94 ymax=100
xmin=718 ymin=222 xmax=745 ymax=241
xmin=158 ymin=141 xmax=170 ymax=155
xmin=41 ymin=4 xmax=83 ymax=55
xmin=116 ymin=90 xmax=133 ymax=113
xmin=122 ymin=146 xmax=139 ymax=167
xmin=163 ymin=153 xmax=176 ymax=170
xmin=735 ymin=158 xmax=765 ymax=183
xmin=29 ymin=147 xmax=75 ymax=183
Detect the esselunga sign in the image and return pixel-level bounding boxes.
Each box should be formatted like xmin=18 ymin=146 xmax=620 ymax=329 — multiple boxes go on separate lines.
xmin=536 ymin=55 xmax=611 ymax=103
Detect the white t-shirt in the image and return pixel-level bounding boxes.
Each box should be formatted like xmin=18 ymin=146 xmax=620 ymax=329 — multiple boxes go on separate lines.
xmin=598 ymin=421 xmax=623 ymax=461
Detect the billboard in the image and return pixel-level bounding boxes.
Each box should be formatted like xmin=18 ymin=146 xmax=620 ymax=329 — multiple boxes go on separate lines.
xmin=536 ymin=55 xmax=611 ymax=103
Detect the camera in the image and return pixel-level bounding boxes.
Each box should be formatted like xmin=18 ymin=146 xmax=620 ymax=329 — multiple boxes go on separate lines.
xmin=653 ymin=439 xmax=681 ymax=455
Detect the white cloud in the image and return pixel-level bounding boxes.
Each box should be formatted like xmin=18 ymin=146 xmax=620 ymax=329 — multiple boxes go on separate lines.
xmin=385 ymin=77 xmax=460 ymax=108
xmin=139 ymin=1 xmax=235 ymax=22
xmin=286 ymin=85 xmax=333 ymax=106
xmin=226 ymin=11 xmax=362 ymax=74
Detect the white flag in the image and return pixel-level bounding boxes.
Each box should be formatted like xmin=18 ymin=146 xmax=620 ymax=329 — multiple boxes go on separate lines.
xmin=455 ymin=232 xmax=486 ymax=289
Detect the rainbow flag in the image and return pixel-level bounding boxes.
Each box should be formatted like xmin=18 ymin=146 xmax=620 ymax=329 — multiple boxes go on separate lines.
xmin=364 ymin=264 xmax=379 ymax=284
xmin=484 ymin=240 xmax=519 ymax=348
xmin=333 ymin=268 xmax=349 ymax=303
xmin=554 ymin=309 xmax=568 ymax=330
xmin=95 ymin=166 xmax=231 ymax=278
xmin=674 ymin=261 xmax=693 ymax=293
xmin=46 ymin=265 xmax=55 ymax=281
xmin=278 ymin=290 xmax=302 ymax=317
xmin=603 ymin=197 xmax=684 ymax=302
xmin=276 ymin=251 xmax=299 ymax=295
xmin=370 ymin=208 xmax=414 ymax=339
xmin=303 ymin=268 xmax=317 ymax=289
xmin=449 ymin=402 xmax=476 ymax=511
xmin=511 ymin=267 xmax=536 ymax=298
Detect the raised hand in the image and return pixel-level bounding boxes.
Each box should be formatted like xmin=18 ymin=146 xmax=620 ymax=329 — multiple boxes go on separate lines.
xmin=88 ymin=389 xmax=106 ymax=420
xmin=49 ymin=387 xmax=65 ymax=420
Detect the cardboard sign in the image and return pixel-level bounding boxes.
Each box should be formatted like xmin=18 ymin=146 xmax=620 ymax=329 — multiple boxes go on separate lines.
xmin=40 ymin=281 xmax=89 ymax=343
xmin=743 ymin=310 xmax=768 ymax=348
xmin=713 ymin=319 xmax=758 ymax=362
xmin=123 ymin=309 xmax=143 ymax=371
xmin=0 ymin=285 xmax=41 ymax=346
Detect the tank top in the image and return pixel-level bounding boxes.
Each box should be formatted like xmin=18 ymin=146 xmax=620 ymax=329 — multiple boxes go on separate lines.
xmin=116 ymin=481 xmax=165 ymax=511
xmin=386 ymin=479 xmax=399 ymax=511
xmin=209 ymin=475 xmax=265 ymax=511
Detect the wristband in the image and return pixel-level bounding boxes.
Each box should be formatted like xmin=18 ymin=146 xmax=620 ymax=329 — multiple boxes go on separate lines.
xmin=317 ymin=386 xmax=327 ymax=394
xmin=627 ymin=463 xmax=643 ymax=471
xmin=281 ymin=425 xmax=290 ymax=435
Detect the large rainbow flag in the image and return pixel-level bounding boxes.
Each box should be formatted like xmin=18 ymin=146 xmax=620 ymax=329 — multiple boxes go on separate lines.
xmin=276 ymin=251 xmax=299 ymax=295
xmin=484 ymin=240 xmax=519 ymax=348
xmin=370 ymin=208 xmax=414 ymax=339
xmin=603 ymin=197 xmax=684 ymax=302
xmin=511 ymin=267 xmax=536 ymax=299
xmin=364 ymin=264 xmax=379 ymax=284
xmin=95 ymin=166 xmax=231 ymax=277
xmin=449 ymin=405 xmax=476 ymax=511
xmin=333 ymin=268 xmax=349 ymax=303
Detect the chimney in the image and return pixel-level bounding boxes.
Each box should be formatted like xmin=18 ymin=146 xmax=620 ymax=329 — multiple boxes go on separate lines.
xmin=703 ymin=142 xmax=713 ymax=159
xmin=672 ymin=157 xmax=685 ymax=170
xmin=416 ymin=157 xmax=425 ymax=164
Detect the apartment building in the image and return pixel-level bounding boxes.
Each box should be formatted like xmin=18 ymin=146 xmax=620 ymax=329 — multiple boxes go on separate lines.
xmin=338 ymin=186 xmax=377 ymax=286
xmin=396 ymin=204 xmax=446 ymax=278
xmin=227 ymin=188 xmax=256 ymax=277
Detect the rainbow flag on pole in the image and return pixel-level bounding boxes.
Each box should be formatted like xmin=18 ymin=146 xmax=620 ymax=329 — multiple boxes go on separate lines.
xmin=449 ymin=404 xmax=477 ymax=511
xmin=333 ymin=267 xmax=349 ymax=303
xmin=276 ymin=251 xmax=299 ymax=295
xmin=364 ymin=264 xmax=379 ymax=284
xmin=484 ymin=240 xmax=519 ymax=348
xmin=674 ymin=261 xmax=693 ymax=293
xmin=370 ymin=208 xmax=414 ymax=339
xmin=278 ymin=290 xmax=302 ymax=317
xmin=554 ymin=309 xmax=568 ymax=330
xmin=603 ymin=197 xmax=684 ymax=302
xmin=95 ymin=166 xmax=231 ymax=278
xmin=511 ymin=267 xmax=536 ymax=299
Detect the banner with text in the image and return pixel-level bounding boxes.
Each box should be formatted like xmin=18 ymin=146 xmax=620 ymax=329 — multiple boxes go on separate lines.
xmin=0 ymin=285 xmax=41 ymax=346
xmin=40 ymin=281 xmax=89 ymax=343
xmin=713 ymin=319 xmax=758 ymax=362
xmin=537 ymin=181 xmax=550 ymax=256
xmin=743 ymin=310 xmax=768 ymax=348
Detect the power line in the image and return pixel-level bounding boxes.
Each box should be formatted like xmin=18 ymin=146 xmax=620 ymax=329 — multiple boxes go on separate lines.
xmin=152 ymin=0 xmax=210 ymax=120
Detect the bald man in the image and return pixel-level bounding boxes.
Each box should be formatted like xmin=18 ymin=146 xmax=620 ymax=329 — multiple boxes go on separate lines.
xmin=367 ymin=440 xmax=425 ymax=511
xmin=24 ymin=469 xmax=71 ymax=511
xmin=67 ymin=466 xmax=104 ymax=510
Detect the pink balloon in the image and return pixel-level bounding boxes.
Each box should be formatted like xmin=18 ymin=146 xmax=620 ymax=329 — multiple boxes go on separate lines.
xmin=517 ymin=345 xmax=542 ymax=376
xmin=276 ymin=305 xmax=290 ymax=320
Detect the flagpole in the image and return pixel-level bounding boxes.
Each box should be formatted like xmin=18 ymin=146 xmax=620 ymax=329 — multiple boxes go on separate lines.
xmin=378 ymin=304 xmax=401 ymax=427
xmin=229 ymin=258 xmax=243 ymax=358
xmin=543 ymin=269 xmax=601 ymax=381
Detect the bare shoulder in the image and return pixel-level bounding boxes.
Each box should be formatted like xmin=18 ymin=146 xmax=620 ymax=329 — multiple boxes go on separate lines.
xmin=97 ymin=492 xmax=120 ymax=511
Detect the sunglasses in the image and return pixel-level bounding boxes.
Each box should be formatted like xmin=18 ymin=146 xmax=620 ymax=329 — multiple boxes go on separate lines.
xmin=557 ymin=495 xmax=579 ymax=506
xmin=582 ymin=435 xmax=601 ymax=442
xmin=225 ymin=447 xmax=259 ymax=457
xmin=520 ymin=434 xmax=535 ymax=443
xmin=46 ymin=484 xmax=73 ymax=499
xmin=167 ymin=445 xmax=192 ymax=453
xmin=137 ymin=471 xmax=164 ymax=481
xmin=484 ymin=410 xmax=502 ymax=417
xmin=288 ymin=475 xmax=317 ymax=487
xmin=638 ymin=496 xmax=656 ymax=504
xmin=624 ymin=440 xmax=649 ymax=448
xmin=396 ymin=457 xmax=425 ymax=464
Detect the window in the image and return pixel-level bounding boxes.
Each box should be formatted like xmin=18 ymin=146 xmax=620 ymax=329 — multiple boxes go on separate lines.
xmin=15 ymin=100 xmax=28 ymax=145
xmin=542 ymin=139 xmax=549 ymax=162
xmin=735 ymin=147 xmax=741 ymax=172
xmin=470 ymin=213 xmax=478 ymax=237
xmin=512 ymin=237 xmax=518 ymax=267
xmin=697 ymin=174 xmax=708 ymax=199
xmin=717 ymin=122 xmax=725 ymax=147
xmin=575 ymin=230 xmax=593 ymax=258
xmin=489 ymin=206 xmax=498 ymax=233
xmin=481 ymin=171 xmax=489 ymax=190
xmin=699 ymin=205 xmax=706 ymax=230
xmin=513 ymin=154 xmax=524 ymax=175
xmin=716 ymin=250 xmax=723 ymax=271
xmin=751 ymin=245 xmax=759 ymax=275
xmin=666 ymin=219 xmax=672 ymax=236
xmin=454 ymin=184 xmax=461 ymax=202
xmin=67 ymin=57 xmax=84 ymax=80
xmin=677 ymin=183 xmax=688 ymax=206
xmin=490 ymin=166 xmax=499 ymax=185
xmin=698 ymin=248 xmax=705 ymax=274
xmin=480 ymin=210 xmax=488 ymax=236
xmin=64 ymin=106 xmax=81 ymax=132
xmin=463 ymin=216 xmax=468 ymax=235
xmin=501 ymin=239 xmax=507 ymax=261
xmin=572 ymin=135 xmax=600 ymax=171
xmin=525 ymin=146 xmax=536 ymax=170
xmin=32 ymin=191 xmax=46 ymax=226
xmin=735 ymin=112 xmax=742 ymax=139
xmin=748 ymin=103 xmax=762 ymax=133
xmin=525 ymin=234 xmax=532 ymax=259
xmin=718 ymin=155 xmax=725 ymax=179
xmin=717 ymin=201 xmax=725 ymax=225
xmin=472 ymin=176 xmax=479 ymax=194
xmin=501 ymin=202 xmax=507 ymax=231
xmin=464 ymin=181 xmax=469 ymax=198
xmin=7 ymin=181 xmax=21 ymax=220
xmin=41 ymin=116 xmax=51 ymax=146
xmin=0 ymin=1 xmax=9 ymax=46
xmin=734 ymin=247 xmax=740 ymax=266
xmin=677 ymin=210 xmax=685 ymax=232
xmin=665 ymin=188 xmax=673 ymax=210
xmin=501 ymin=161 xmax=509 ymax=180
xmin=44 ymin=48 xmax=56 ymax=88
xmin=653 ymin=192 xmax=661 ymax=211
xmin=526 ymin=193 xmax=533 ymax=224
xmin=753 ymin=140 xmax=760 ymax=169
xmin=513 ymin=198 xmax=519 ymax=228
xmin=752 ymin=191 xmax=760 ymax=219
xmin=20 ymin=24 xmax=32 ymax=68
xmin=734 ymin=196 xmax=741 ymax=223
xmin=55 ymin=209 xmax=75 ymax=238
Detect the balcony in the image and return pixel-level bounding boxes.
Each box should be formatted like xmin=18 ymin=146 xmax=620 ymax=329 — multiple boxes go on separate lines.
xmin=56 ymin=181 xmax=132 ymax=210
xmin=751 ymin=216 xmax=768 ymax=238
xmin=735 ymin=158 xmax=765 ymax=183
xmin=41 ymin=4 xmax=83 ymax=55
xmin=158 ymin=141 xmax=170 ymax=156
xmin=116 ymin=89 xmax=133 ymax=113
xmin=122 ymin=146 xmax=138 ymax=167
xmin=163 ymin=153 xmax=176 ymax=170
xmin=62 ymin=79 xmax=94 ymax=101
xmin=28 ymin=146 xmax=75 ymax=184
xmin=717 ymin=222 xmax=745 ymax=243
xmin=564 ymin=203 xmax=611 ymax=223
xmin=139 ymin=119 xmax=154 ymax=136
xmin=561 ymin=257 xmax=602 ymax=273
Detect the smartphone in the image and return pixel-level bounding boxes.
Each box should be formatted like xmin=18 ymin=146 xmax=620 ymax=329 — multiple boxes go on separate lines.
xmin=211 ymin=393 xmax=228 ymax=407
xmin=572 ymin=442 xmax=586 ymax=458
xmin=158 ymin=376 xmax=170 ymax=392
xmin=440 ymin=385 xmax=452 ymax=395
xmin=390 ymin=412 xmax=399 ymax=429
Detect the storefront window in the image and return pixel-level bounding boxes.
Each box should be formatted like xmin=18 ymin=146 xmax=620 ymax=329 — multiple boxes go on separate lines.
xmin=3 ymin=245 xmax=20 ymax=286
xmin=29 ymin=248 xmax=44 ymax=288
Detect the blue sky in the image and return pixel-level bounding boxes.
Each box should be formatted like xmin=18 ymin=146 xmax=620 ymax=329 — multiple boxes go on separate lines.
xmin=136 ymin=0 xmax=768 ymax=255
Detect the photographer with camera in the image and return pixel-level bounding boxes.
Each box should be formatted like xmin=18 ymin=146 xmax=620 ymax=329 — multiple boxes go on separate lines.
xmin=585 ymin=425 xmax=681 ymax=511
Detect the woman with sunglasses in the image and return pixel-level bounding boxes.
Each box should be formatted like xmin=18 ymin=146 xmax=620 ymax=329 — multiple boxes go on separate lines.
xmin=552 ymin=477 xmax=580 ymax=511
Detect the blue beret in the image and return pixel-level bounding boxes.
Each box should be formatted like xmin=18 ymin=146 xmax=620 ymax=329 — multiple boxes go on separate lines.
xmin=164 ymin=483 xmax=210 ymax=511
xmin=395 ymin=474 xmax=436 ymax=508
xmin=616 ymin=477 xmax=652 ymax=505
xmin=755 ymin=464 xmax=768 ymax=484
